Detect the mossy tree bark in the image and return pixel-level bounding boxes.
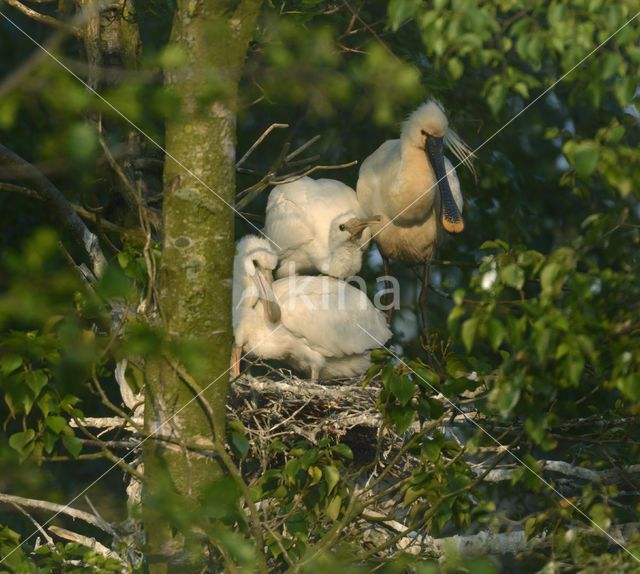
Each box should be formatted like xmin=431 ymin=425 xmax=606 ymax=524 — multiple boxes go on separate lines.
xmin=143 ymin=1 xmax=262 ymax=571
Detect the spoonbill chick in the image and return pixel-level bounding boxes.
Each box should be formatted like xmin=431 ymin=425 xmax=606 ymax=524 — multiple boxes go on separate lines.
xmin=356 ymin=100 xmax=474 ymax=332
xmin=232 ymin=235 xmax=391 ymax=380
xmin=264 ymin=176 xmax=381 ymax=278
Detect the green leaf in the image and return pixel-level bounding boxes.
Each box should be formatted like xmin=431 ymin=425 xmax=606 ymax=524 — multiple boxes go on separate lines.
xmin=461 ymin=317 xmax=480 ymax=352
xmin=230 ymin=431 xmax=250 ymax=459
xmin=524 ymin=416 xmax=546 ymax=445
xmin=387 ymin=0 xmax=421 ymax=30
xmin=390 ymin=374 xmax=415 ymax=406
xmin=5 ymin=378 xmax=34 ymax=416
xmin=25 ymin=370 xmax=48 ymax=396
xmin=447 ymin=57 xmax=464 ymax=80
xmin=9 ymin=430 xmax=35 ymax=457
xmin=370 ymin=348 xmax=389 ymax=363
xmin=62 ymin=435 xmax=83 ymax=459
xmin=422 ymin=440 xmax=441 ymax=462
xmin=389 ymin=405 xmax=415 ymax=433
xmin=491 ymin=379 xmax=521 ymax=416
xmin=117 ymin=251 xmax=131 ymax=269
xmin=403 ymin=486 xmax=423 ymax=505
xmin=500 ymin=263 xmax=525 ymax=289
xmin=68 ymin=123 xmax=98 ymax=164
xmin=331 ymin=443 xmax=353 ymax=460
xmin=381 ymin=363 xmax=395 ymax=390
xmin=589 ymin=503 xmax=611 ymax=531
xmin=487 ymin=318 xmax=505 ymax=350
xmin=1 ymin=354 xmax=23 ymax=375
xmin=540 ymin=262 xmax=560 ymax=297
xmin=533 ymin=326 xmax=552 ymax=361
xmin=428 ymin=398 xmax=445 ymax=419
xmin=573 ymin=142 xmax=599 ymax=178
xmin=325 ymin=494 xmax=342 ymax=521
xmin=479 ymin=239 xmax=509 ymax=251
xmin=324 ymin=465 xmax=340 ymax=495
xmin=307 ymin=465 xmax=322 ymax=485
xmin=487 ymin=83 xmax=507 ymax=116
xmin=445 ymin=355 xmax=468 ymax=378
xmin=614 ymin=76 xmax=636 ymax=106
xmin=46 ymin=415 xmax=68 ymax=434
xmin=616 ymin=374 xmax=640 ymax=402
xmin=412 ymin=364 xmax=439 ymax=389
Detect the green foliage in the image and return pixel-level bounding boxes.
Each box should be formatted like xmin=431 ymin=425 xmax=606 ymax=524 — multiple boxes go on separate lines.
xmin=0 ymin=526 xmax=125 ymax=573
xmin=1 ymin=0 xmax=639 ymax=571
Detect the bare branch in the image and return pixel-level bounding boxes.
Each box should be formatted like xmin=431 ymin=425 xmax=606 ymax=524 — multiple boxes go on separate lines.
xmin=0 ymin=492 xmax=113 ymax=532
xmin=285 ymin=135 xmax=321 ymax=162
xmin=0 ymin=181 xmax=145 ymax=240
xmin=235 ymin=125 xmax=357 ymax=210
xmin=4 ymin=0 xmax=82 ymax=35
xmin=48 ymin=526 xmax=122 ymax=562
xmin=236 ymin=123 xmax=289 ymax=168
xmin=476 ymin=460 xmax=640 ymax=484
xmin=9 ymin=501 xmax=55 ymax=547
xmin=0 ymin=144 xmax=107 ymax=276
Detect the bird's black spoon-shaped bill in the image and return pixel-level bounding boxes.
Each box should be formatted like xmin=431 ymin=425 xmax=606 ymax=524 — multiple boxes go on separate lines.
xmin=425 ymin=136 xmax=465 ymax=234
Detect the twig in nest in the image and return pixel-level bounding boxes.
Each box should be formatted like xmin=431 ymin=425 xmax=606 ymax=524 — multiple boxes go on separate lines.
xmin=235 ymin=125 xmax=357 ymax=210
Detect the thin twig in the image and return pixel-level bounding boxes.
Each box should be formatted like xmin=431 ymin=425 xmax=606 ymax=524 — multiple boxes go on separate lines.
xmin=236 ymin=123 xmax=289 ymax=168
xmin=4 ymin=0 xmax=81 ymax=36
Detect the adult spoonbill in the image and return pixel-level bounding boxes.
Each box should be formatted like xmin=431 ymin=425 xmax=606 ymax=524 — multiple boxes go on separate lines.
xmin=263 ymin=176 xmax=381 ymax=278
xmin=231 ymin=235 xmax=391 ymax=380
xmin=356 ymin=99 xmax=474 ymax=332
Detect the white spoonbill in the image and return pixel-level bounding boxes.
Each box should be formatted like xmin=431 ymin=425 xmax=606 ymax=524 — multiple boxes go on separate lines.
xmin=231 ymin=235 xmax=391 ymax=380
xmin=263 ymin=176 xmax=380 ymax=278
xmin=356 ymin=100 xmax=474 ymax=332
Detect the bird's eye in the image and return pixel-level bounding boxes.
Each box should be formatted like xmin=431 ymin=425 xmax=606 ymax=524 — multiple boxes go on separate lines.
xmin=339 ymin=223 xmax=346 ymax=232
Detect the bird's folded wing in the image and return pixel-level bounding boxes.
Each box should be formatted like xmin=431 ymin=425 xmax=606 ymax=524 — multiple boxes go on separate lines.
xmin=264 ymin=192 xmax=315 ymax=254
xmin=274 ymin=278 xmax=392 ymax=357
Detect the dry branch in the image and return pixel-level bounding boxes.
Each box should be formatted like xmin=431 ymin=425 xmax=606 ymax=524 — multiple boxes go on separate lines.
xmin=0 ymin=182 xmax=144 ymax=240
xmin=235 ymin=126 xmax=357 ymax=210
xmin=4 ymin=0 xmax=81 ymax=36
xmin=476 ymin=460 xmax=640 ymax=484
xmin=0 ymin=144 xmax=107 ymax=276
xmin=49 ymin=526 xmax=122 ymax=562
xmin=0 ymin=493 xmax=114 ymax=533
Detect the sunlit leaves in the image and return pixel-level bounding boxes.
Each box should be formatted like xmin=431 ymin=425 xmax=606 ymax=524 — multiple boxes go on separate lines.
xmin=387 ymin=0 xmax=421 ymax=31
xmin=564 ymin=140 xmax=600 ymax=178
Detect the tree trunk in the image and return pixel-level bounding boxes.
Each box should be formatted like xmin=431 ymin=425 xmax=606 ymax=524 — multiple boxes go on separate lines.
xmin=142 ymin=1 xmax=261 ymax=572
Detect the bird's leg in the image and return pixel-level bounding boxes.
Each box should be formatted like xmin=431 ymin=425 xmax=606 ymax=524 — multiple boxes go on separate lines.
xmin=310 ymin=367 xmax=320 ymax=382
xmin=230 ymin=344 xmax=242 ymax=378
xmin=383 ymin=256 xmax=393 ymax=323
xmin=419 ymin=261 xmax=430 ymax=345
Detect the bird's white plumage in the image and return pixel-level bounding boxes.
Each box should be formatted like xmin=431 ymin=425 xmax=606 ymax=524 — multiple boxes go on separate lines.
xmin=356 ymin=100 xmax=470 ymax=264
xmin=264 ymin=176 xmax=371 ymax=278
xmin=233 ymin=236 xmax=391 ymax=379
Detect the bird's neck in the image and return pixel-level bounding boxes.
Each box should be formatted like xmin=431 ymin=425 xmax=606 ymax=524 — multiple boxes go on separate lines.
xmin=389 ymin=142 xmax=437 ymax=222
xmin=232 ymin=259 xmax=257 ymax=311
